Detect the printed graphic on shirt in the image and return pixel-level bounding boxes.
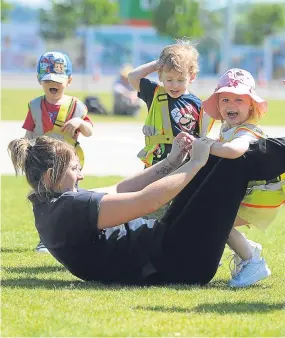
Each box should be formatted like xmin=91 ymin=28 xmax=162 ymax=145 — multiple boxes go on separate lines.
xmin=48 ymin=111 xmax=58 ymax=124
xmin=171 ymin=104 xmax=199 ymax=133
xmin=153 ymin=144 xmax=166 ymax=160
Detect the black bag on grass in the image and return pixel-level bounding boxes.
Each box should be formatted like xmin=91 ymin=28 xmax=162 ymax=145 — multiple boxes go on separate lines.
xmin=84 ymin=96 xmax=108 ymax=115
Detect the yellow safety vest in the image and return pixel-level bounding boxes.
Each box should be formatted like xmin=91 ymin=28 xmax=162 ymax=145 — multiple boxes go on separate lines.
xmin=29 ymin=95 xmax=85 ymax=167
xmin=137 ymin=86 xmax=214 ymax=167
xmin=220 ymin=119 xmax=285 ymax=209
xmin=219 ymin=118 xmax=265 ymax=142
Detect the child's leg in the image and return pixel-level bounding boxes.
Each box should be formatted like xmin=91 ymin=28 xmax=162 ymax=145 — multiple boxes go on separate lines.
xmin=227 ymin=227 xmax=253 ymax=261
xmin=227 ymin=219 xmax=270 ymax=288
xmin=234 ymin=215 xmax=248 ymax=227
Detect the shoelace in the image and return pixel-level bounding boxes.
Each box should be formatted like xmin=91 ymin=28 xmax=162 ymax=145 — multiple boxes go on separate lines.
xmin=228 ymin=253 xmax=236 ymax=277
xmin=228 ymin=252 xmax=242 ymax=277
xmin=232 ymin=258 xmax=252 ymax=280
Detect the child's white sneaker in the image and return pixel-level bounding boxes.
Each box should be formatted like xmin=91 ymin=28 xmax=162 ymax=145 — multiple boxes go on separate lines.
xmin=228 ymin=257 xmax=271 ymax=288
xmin=230 ymin=240 xmax=262 ymax=278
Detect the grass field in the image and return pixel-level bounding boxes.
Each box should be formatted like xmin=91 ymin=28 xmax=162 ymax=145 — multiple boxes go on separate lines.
xmin=2 ymin=175 xmax=285 ymax=337
xmin=1 ymin=88 xmax=285 ymax=126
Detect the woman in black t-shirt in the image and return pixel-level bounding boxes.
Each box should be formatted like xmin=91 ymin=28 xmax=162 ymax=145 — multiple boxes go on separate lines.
xmin=8 ymin=134 xmax=285 ymax=285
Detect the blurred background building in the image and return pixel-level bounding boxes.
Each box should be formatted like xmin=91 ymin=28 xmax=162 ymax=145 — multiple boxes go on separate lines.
xmin=1 ymin=0 xmax=285 ymax=82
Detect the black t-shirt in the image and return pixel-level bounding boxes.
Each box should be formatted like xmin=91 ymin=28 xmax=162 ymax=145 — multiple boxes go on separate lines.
xmin=138 ymin=78 xmax=202 ymax=163
xmin=29 ymin=189 xmax=163 ymax=284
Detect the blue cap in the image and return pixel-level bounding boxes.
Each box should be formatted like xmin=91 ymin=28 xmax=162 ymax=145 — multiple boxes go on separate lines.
xmin=37 ymin=51 xmax=72 ymax=83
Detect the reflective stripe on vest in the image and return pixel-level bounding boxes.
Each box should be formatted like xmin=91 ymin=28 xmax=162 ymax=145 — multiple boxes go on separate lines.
xmin=137 ymin=86 xmax=174 ymax=166
xmin=29 ymin=95 xmax=86 ymax=166
xmin=219 ymin=118 xmax=265 ymax=142
xmin=144 ymin=89 xmax=174 ymax=146
xmin=241 ymin=184 xmax=285 ymax=209
xmin=220 ymin=119 xmax=285 ymax=209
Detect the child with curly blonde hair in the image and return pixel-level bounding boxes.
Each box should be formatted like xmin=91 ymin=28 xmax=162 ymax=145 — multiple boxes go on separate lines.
xmin=129 ymin=38 xmax=213 ymax=167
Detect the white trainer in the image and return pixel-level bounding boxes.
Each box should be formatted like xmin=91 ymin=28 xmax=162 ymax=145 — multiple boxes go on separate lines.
xmin=230 ymin=239 xmax=262 ymax=278
xmin=228 ymin=258 xmax=271 ymax=288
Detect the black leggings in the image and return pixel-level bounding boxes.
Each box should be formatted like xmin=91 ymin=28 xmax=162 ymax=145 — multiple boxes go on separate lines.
xmin=153 ymin=137 xmax=285 ymax=285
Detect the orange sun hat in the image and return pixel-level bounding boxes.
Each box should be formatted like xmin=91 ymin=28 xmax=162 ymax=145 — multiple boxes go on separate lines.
xmin=203 ymin=68 xmax=268 ymax=120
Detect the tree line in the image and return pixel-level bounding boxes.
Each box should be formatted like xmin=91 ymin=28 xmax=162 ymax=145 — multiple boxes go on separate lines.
xmin=1 ymin=0 xmax=285 ymax=45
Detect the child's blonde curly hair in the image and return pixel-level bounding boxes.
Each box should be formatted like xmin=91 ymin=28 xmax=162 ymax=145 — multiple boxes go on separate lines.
xmin=157 ymin=38 xmax=199 ymax=76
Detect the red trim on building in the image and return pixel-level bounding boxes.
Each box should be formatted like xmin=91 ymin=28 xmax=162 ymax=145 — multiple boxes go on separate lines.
xmin=124 ymin=19 xmax=152 ymax=27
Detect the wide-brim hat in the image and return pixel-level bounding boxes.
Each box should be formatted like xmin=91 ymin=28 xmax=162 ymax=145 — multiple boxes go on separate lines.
xmin=203 ymin=68 xmax=268 ymax=120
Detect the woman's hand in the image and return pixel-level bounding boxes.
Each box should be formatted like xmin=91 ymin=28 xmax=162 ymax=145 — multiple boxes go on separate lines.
xmin=167 ymin=132 xmax=195 ymax=167
xmin=189 ymin=137 xmax=215 ymax=167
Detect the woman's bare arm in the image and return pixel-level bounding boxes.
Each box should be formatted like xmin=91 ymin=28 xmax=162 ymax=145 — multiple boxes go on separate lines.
xmin=89 ymin=132 xmax=193 ymax=194
xmin=97 ymin=138 xmax=214 ymax=229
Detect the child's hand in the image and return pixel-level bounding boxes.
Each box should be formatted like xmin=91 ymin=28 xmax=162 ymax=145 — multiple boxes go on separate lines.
xmin=168 ymin=132 xmax=195 ymax=166
xmin=189 ymin=137 xmax=215 ymax=167
xmin=62 ymin=118 xmax=82 ymax=139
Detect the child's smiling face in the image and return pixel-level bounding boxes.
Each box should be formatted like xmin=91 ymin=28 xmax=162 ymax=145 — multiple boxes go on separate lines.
xmin=159 ymin=68 xmax=193 ymax=98
xmin=40 ymin=77 xmax=72 ymax=103
xmin=41 ymin=80 xmax=67 ymax=103
xmin=218 ymin=92 xmax=252 ymax=127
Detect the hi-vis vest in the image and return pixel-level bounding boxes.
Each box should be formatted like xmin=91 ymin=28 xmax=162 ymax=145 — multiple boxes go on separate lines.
xmin=219 ymin=118 xmax=265 ymax=142
xmin=137 ymin=85 xmax=214 ymax=167
xmin=29 ymin=95 xmax=86 ymax=167
xmin=220 ymin=119 xmax=285 ymax=209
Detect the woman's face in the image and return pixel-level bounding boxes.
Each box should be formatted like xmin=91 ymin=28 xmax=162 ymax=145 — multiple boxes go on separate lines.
xmin=58 ymin=156 xmax=83 ymax=192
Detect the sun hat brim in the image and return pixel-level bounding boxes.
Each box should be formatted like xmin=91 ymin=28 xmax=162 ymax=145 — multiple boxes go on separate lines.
xmin=202 ymin=84 xmax=268 ymax=120
xmin=39 ymin=73 xmax=69 ymax=84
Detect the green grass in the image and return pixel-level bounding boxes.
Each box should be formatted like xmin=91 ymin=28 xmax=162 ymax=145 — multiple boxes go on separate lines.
xmin=2 ymin=175 xmax=285 ymax=337
xmin=1 ymin=89 xmax=285 ymax=126
xmin=1 ymin=89 xmax=148 ymax=123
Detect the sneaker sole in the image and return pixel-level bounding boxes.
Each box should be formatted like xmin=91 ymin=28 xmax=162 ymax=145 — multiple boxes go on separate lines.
xmin=35 ymin=248 xmax=49 ymax=253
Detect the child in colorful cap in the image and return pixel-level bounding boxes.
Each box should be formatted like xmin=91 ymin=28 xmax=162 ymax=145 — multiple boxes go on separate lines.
xmin=22 ymin=51 xmax=93 ymax=253
xmin=203 ymin=68 xmax=285 ymax=287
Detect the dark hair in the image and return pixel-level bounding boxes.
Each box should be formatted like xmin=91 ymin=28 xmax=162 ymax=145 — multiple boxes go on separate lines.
xmin=8 ymin=136 xmax=75 ymax=194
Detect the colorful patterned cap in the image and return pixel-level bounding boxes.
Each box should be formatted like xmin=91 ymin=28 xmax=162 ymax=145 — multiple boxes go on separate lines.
xmin=37 ymin=51 xmax=72 ymax=83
